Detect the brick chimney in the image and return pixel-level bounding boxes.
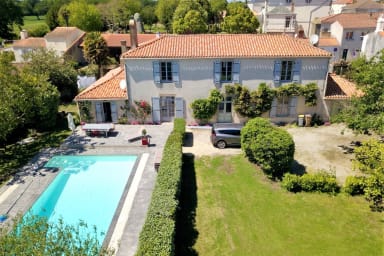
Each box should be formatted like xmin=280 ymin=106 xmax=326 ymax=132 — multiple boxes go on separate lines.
xmin=129 ymin=18 xmax=138 ymax=50
xmin=20 ymin=29 xmax=28 ymax=39
xmin=120 ymin=40 xmax=127 ymax=53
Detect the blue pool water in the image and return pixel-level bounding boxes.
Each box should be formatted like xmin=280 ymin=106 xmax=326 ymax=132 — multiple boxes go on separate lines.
xmin=27 ymin=155 xmax=137 ymax=244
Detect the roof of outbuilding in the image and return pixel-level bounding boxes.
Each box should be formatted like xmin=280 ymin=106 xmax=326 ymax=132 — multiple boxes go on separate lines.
xmin=44 ymin=27 xmax=85 ymax=40
xmin=318 ymin=37 xmax=340 ymax=47
xmin=12 ymin=38 xmax=46 ymax=48
xmin=101 ymin=33 xmax=157 ymax=48
xmin=324 ymin=73 xmax=363 ymax=99
xmin=121 ymin=34 xmax=331 ymax=59
xmin=74 ymin=66 xmax=127 ymax=101
xmin=321 ymin=12 xmax=379 ymax=28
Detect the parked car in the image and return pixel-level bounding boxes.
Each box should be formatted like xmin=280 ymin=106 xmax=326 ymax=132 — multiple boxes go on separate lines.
xmin=210 ymin=123 xmax=243 ymax=149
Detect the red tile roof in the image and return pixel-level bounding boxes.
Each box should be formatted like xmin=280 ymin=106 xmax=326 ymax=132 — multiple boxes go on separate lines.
xmin=101 ymin=33 xmax=157 ymax=48
xmin=75 ymin=66 xmax=127 ymax=100
xmin=318 ymin=37 xmax=339 ymax=47
xmin=121 ymin=34 xmax=332 ymax=59
xmin=333 ymin=0 xmax=353 ymax=4
xmin=321 ymin=13 xmax=379 ymax=28
xmin=12 ymin=38 xmax=46 ymax=48
xmin=325 ymin=73 xmax=363 ymax=99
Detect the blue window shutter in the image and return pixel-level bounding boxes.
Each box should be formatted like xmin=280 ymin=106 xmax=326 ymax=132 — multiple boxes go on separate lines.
xmin=273 ymin=60 xmax=281 ymax=86
xmin=214 ymin=60 xmax=221 ymax=84
xmin=292 ymin=60 xmax=302 ymax=83
xmin=270 ymin=98 xmax=277 ymax=118
xmin=233 ymin=60 xmax=240 ymax=83
xmin=95 ymin=102 xmax=103 ymax=122
xmin=111 ymin=102 xmax=118 ymax=123
xmin=288 ymin=96 xmax=298 ymax=117
xmin=172 ymin=62 xmax=180 ymax=85
xmin=153 ymin=61 xmax=160 ymax=84
xmin=152 ymin=97 xmax=161 ymax=123
xmin=175 ymin=97 xmax=184 ymax=118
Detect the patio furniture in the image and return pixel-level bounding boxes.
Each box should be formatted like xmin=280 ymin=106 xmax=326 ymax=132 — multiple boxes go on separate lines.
xmin=82 ymin=123 xmax=115 ymax=137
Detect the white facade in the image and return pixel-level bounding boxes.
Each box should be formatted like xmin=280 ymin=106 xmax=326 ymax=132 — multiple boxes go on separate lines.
xmin=361 ymin=14 xmax=384 ymax=59
xmin=124 ymin=57 xmax=330 ymax=124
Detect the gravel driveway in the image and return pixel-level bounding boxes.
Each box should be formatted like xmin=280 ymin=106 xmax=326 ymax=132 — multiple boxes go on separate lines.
xmin=183 ymin=124 xmax=374 ymax=183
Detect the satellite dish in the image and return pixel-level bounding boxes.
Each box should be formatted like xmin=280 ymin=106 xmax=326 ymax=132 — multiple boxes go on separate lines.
xmin=119 ymin=79 xmax=126 ymax=90
xmin=309 ymin=34 xmax=319 ymax=46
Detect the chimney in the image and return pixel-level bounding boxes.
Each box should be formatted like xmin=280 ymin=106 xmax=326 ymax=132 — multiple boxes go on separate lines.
xmin=291 ymin=2 xmax=295 ymax=13
xmin=20 ymin=29 xmax=28 ymax=39
xmin=376 ymin=14 xmax=384 ymax=32
xmin=120 ymin=40 xmax=127 ymax=53
xmin=129 ymin=18 xmax=138 ymax=50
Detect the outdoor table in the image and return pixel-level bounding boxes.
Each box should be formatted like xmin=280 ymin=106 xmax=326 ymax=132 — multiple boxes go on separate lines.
xmin=82 ymin=123 xmax=115 ymax=137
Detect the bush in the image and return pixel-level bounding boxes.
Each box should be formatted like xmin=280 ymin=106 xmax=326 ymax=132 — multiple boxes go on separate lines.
xmin=344 ymin=176 xmax=367 ymax=195
xmin=135 ymin=118 xmax=185 ymax=256
xmin=28 ymin=24 xmax=50 ymax=37
xmin=282 ymin=171 xmax=340 ymax=194
xmin=364 ymin=172 xmax=384 ymax=212
xmin=242 ymin=118 xmax=295 ymax=178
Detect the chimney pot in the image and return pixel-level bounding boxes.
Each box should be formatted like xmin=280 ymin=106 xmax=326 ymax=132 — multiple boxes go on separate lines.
xmin=20 ymin=29 xmax=28 ymax=39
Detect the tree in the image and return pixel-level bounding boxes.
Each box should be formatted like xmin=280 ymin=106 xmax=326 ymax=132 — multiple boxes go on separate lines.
xmin=173 ymin=0 xmax=208 ymax=34
xmin=23 ymin=49 xmax=78 ymax=103
xmin=59 ymin=0 xmax=103 ymax=32
xmin=141 ymin=5 xmax=158 ymax=29
xmin=221 ymin=2 xmax=259 ymax=33
xmin=341 ymin=53 xmax=384 ymax=135
xmin=155 ymin=0 xmax=179 ymax=32
xmin=0 ymin=0 xmax=23 ymax=39
xmin=210 ymin=0 xmax=227 ymax=23
xmin=46 ymin=0 xmax=71 ymax=30
xmin=20 ymin=0 xmax=43 ymax=19
xmin=83 ymin=32 xmax=109 ymax=76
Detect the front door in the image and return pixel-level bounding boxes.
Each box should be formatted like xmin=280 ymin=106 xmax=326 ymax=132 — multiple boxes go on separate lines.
xmin=217 ymin=96 xmax=232 ymax=123
xmin=160 ymin=96 xmax=175 ymax=122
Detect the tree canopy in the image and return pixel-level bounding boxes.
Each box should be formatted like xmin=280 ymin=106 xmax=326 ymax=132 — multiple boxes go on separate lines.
xmin=173 ymin=0 xmax=208 ymax=34
xmin=221 ymin=2 xmax=259 ymax=33
xmin=83 ymin=31 xmax=109 ymax=76
xmin=341 ymin=52 xmax=384 ymax=135
xmin=0 ymin=0 xmax=24 ymax=39
xmin=155 ymin=0 xmax=180 ymax=32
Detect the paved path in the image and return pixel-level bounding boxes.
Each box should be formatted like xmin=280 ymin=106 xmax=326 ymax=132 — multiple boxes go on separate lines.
xmin=0 ymin=123 xmax=173 ymax=256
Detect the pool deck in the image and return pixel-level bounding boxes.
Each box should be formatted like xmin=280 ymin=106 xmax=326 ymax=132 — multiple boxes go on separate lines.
xmin=0 ymin=123 xmax=173 ymax=256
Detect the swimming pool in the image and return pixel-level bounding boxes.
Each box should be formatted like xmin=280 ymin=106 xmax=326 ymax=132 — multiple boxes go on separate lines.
xmin=27 ymin=155 xmax=137 ymax=244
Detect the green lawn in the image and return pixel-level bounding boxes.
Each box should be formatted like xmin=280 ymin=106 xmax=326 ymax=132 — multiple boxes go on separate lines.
xmin=13 ymin=16 xmax=47 ymax=37
xmin=176 ymin=155 xmax=383 ymax=256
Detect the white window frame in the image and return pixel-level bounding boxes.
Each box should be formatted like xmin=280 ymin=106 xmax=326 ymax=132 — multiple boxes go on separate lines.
xmin=160 ymin=61 xmax=173 ymax=82
xmin=280 ymin=60 xmax=293 ymax=82
xmin=221 ymin=61 xmax=233 ymax=82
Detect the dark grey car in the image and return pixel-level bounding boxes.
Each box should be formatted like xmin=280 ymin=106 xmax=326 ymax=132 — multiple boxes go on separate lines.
xmin=210 ymin=123 xmax=243 ymax=149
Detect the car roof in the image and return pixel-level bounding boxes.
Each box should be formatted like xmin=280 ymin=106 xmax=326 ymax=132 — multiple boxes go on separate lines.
xmin=213 ymin=123 xmax=243 ymax=129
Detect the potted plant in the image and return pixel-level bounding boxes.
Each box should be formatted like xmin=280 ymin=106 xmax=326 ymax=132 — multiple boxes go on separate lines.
xmin=141 ymin=129 xmax=149 ymax=146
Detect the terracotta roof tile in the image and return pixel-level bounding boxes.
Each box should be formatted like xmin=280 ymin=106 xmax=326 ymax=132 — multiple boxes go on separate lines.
xmin=101 ymin=33 xmax=157 ymax=48
xmin=12 ymin=38 xmax=46 ymax=48
xmin=325 ymin=73 xmax=363 ymax=99
xmin=318 ymin=37 xmax=340 ymax=47
xmin=121 ymin=34 xmax=331 ymax=59
xmin=75 ymin=66 xmax=127 ymax=100
xmin=321 ymin=13 xmax=379 ymax=28
xmin=333 ymin=0 xmax=353 ymax=4
xmin=342 ymin=0 xmax=384 ymax=10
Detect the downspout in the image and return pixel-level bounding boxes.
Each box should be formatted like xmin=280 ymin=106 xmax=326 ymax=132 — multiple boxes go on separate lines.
xmin=307 ymin=0 xmax=331 ymax=36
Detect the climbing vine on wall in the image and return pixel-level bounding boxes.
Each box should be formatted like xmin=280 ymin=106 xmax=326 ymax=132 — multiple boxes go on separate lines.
xmin=190 ymin=89 xmax=222 ymax=122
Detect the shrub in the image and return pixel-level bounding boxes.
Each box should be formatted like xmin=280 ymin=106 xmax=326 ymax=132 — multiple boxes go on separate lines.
xmin=282 ymin=172 xmax=340 ymax=194
xmin=190 ymin=89 xmax=221 ymax=123
xmin=135 ymin=118 xmax=185 ymax=255
xmin=344 ymin=176 xmax=367 ymax=195
xmin=28 ymin=24 xmax=50 ymax=37
xmin=364 ymin=172 xmax=384 ymax=212
xmin=242 ymin=117 xmax=294 ymax=178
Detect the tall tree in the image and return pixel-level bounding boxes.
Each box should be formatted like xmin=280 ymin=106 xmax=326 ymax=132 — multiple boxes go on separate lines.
xmin=0 ymin=0 xmax=23 ymax=39
xmin=173 ymin=0 xmax=208 ymax=34
xmin=83 ymin=32 xmax=109 ymax=77
xmin=209 ymin=0 xmax=227 ymax=23
xmin=340 ymin=53 xmax=384 ymax=135
xmin=59 ymin=0 xmax=103 ymax=32
xmin=46 ymin=0 xmax=70 ymax=30
xmin=221 ymin=2 xmax=259 ymax=33
xmin=155 ymin=0 xmax=179 ymax=32
xmin=20 ymin=0 xmax=42 ymax=19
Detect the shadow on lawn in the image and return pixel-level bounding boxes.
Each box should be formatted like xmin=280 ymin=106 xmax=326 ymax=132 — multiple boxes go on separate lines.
xmin=175 ymin=153 xmax=199 ymax=256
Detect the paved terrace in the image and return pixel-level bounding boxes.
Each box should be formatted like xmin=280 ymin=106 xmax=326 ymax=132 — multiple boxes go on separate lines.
xmin=0 ymin=123 xmax=173 ymax=256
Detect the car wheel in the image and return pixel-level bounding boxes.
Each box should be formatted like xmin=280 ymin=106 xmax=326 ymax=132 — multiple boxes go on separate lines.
xmin=216 ymin=140 xmax=227 ymax=149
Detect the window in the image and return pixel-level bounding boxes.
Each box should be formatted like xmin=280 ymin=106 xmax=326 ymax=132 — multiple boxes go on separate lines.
xmin=214 ymin=60 xmax=240 ymax=84
xmin=345 ymin=32 xmax=354 ymax=40
xmin=281 ymin=60 xmax=293 ymax=81
xmin=277 ymin=95 xmax=289 ymax=117
xmin=286 ymin=0 xmax=292 ymax=3
xmin=305 ymin=0 xmax=312 ymax=3
xmin=360 ymin=32 xmax=366 ymax=40
xmin=285 ymin=17 xmax=291 ymax=28
xmin=153 ymin=61 xmax=179 ymax=84
xmin=160 ymin=62 xmax=172 ymax=82
xmin=221 ymin=61 xmax=233 ymax=82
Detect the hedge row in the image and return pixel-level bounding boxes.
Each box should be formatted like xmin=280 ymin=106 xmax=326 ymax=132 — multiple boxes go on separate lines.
xmin=135 ymin=118 xmax=186 ymax=256
xmin=282 ymin=172 xmax=340 ymax=193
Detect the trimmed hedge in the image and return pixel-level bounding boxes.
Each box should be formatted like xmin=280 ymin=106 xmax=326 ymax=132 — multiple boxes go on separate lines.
xmin=242 ymin=117 xmax=295 ymax=178
xmin=343 ymin=176 xmax=367 ymax=196
xmin=135 ymin=118 xmax=186 ymax=256
xmin=282 ymin=172 xmax=340 ymax=194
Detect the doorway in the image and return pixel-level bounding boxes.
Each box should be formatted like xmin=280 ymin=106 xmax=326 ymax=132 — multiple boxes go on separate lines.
xmin=217 ymin=96 xmax=232 ymax=123
xmin=160 ymin=96 xmax=175 ymax=122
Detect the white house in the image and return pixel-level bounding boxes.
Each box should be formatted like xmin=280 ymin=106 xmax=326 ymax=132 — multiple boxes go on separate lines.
xmin=120 ymin=33 xmax=331 ymax=124
xmin=361 ymin=14 xmax=384 ymax=59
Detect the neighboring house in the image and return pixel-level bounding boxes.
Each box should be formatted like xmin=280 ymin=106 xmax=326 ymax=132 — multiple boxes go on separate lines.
xmin=263 ymin=5 xmax=297 ymax=35
xmin=319 ymin=12 xmax=379 ymax=62
xmin=248 ymin=0 xmax=332 ymax=37
xmin=361 ymin=14 xmax=384 ymax=59
xmin=119 ymin=34 xmax=331 ymax=124
xmin=101 ymin=33 xmax=157 ymax=61
xmin=341 ymin=0 xmax=384 ymax=13
xmin=324 ymin=73 xmax=363 ymax=116
xmin=330 ymin=0 xmax=354 ymax=15
xmin=74 ymin=66 xmax=126 ymax=123
xmin=318 ymin=37 xmax=340 ymax=63
xmin=12 ymin=27 xmax=85 ymax=63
